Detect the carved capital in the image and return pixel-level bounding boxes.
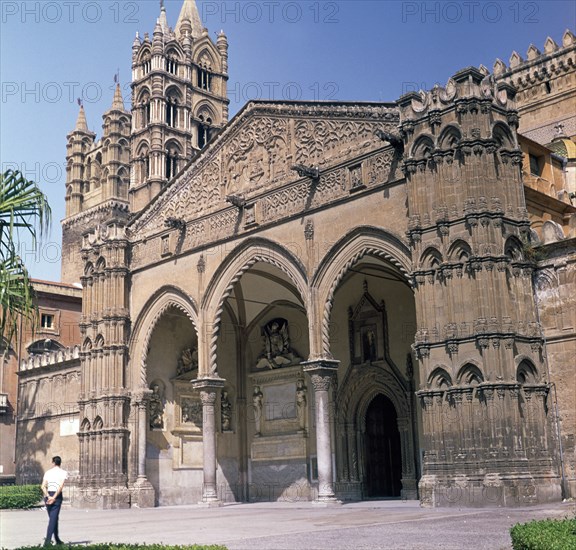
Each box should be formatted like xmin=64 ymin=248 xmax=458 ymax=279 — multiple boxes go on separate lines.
xmin=302 ymin=359 xmax=339 ymax=392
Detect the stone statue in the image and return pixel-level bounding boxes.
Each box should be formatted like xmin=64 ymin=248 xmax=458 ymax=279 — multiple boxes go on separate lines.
xmin=296 ymin=378 xmax=307 ymax=433
xmin=252 ymin=385 xmax=263 ymax=437
xmin=256 ymin=318 xmax=301 ymax=369
xmin=149 ymin=383 xmax=164 ymax=430
xmin=221 ymin=390 xmax=232 ymax=432
xmin=177 ymin=346 xmax=198 ymax=376
xmin=181 ymin=398 xmax=202 ymax=427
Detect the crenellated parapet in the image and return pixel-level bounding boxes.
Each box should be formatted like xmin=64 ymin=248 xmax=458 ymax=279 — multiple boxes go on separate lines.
xmin=19 ymin=346 xmax=81 ymax=372
xmin=491 ymin=29 xmax=576 ymax=140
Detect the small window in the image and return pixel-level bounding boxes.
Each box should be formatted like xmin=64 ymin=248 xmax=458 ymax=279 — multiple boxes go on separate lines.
xmin=41 ymin=314 xmax=55 ymax=329
xmin=529 ymin=154 xmax=543 ymax=177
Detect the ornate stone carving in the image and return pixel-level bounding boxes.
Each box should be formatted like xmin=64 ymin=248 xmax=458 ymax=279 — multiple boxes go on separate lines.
xmin=255 ymin=318 xmax=302 ymax=370
xmin=148 ymin=382 xmax=164 ymax=430
xmin=220 ymin=390 xmax=232 ymax=431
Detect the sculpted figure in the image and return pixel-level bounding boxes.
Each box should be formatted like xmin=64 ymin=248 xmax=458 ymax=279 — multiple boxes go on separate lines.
xmin=221 ymin=390 xmax=232 ymax=432
xmin=149 ymin=383 xmax=164 ymax=430
xmin=296 ymin=378 xmax=307 ymax=433
xmin=177 ymin=347 xmax=198 ymax=376
xmin=256 ymin=318 xmax=301 ymax=369
xmin=252 ymin=385 xmax=263 ymax=437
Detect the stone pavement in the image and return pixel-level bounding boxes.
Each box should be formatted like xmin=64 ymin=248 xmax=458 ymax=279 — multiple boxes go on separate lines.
xmin=1 ymin=500 xmax=574 ymax=550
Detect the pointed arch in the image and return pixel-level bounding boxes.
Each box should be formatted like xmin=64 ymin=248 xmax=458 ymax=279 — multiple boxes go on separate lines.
xmin=516 ymin=358 xmax=539 ymax=384
xmin=129 ymin=286 xmax=199 ymax=389
xmin=411 ymin=135 xmax=435 ymax=159
xmin=492 ymin=122 xmax=516 ymax=149
xmin=456 ymin=362 xmax=484 ymax=385
xmin=504 ymin=235 xmax=524 ymax=261
xmin=447 ymin=239 xmax=471 ymax=262
xmin=312 ymin=226 xmax=412 ymax=358
xmin=419 ymin=246 xmax=443 ymax=269
xmin=202 ymin=238 xmax=308 ymax=376
xmin=428 ymin=366 xmax=452 ymax=389
xmin=437 ymin=124 xmax=462 ymax=149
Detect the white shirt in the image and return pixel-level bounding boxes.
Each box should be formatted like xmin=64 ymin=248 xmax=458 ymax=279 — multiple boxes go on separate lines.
xmin=43 ymin=466 xmax=68 ymax=493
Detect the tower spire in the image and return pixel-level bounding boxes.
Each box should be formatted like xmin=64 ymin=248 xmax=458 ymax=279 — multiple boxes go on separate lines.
xmin=112 ymin=83 xmax=125 ymax=111
xmin=74 ymin=103 xmax=88 ymax=132
xmin=175 ymin=0 xmax=203 ymax=39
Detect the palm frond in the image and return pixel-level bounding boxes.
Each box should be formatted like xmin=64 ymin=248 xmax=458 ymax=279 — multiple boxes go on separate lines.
xmin=0 ymin=169 xmax=51 ymax=343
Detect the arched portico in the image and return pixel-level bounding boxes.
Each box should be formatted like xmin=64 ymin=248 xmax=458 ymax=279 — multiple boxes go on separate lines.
xmin=312 ymin=227 xmax=419 ymax=502
xmin=127 ymin=286 xmax=200 ymax=506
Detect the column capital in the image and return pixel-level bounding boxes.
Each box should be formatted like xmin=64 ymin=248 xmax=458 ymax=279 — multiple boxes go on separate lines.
xmin=192 ymin=377 xmax=226 ymax=392
xmin=302 ymin=359 xmax=339 ymax=391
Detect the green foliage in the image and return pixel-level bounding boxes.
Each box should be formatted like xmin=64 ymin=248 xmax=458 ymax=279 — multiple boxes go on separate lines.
xmin=0 ymin=484 xmax=43 ymax=509
xmin=12 ymin=545 xmax=228 ymax=550
xmin=0 ymin=168 xmax=51 ymax=343
xmin=520 ymin=235 xmax=546 ymax=264
xmin=510 ymin=517 xmax=576 ymax=550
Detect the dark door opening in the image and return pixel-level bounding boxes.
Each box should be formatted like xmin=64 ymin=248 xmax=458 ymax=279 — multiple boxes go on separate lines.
xmin=365 ymin=394 xmax=402 ymax=497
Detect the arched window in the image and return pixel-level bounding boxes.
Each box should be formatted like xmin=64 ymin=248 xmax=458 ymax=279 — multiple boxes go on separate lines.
xmin=165 ymin=87 xmax=182 ymax=128
xmin=165 ymin=141 xmax=182 ymax=180
xmin=197 ymin=113 xmax=212 ymax=149
xmin=198 ymin=67 xmax=212 ymax=91
xmin=165 ymin=55 xmax=178 ymax=75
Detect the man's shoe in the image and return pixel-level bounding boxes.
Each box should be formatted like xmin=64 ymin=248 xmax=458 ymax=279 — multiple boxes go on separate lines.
xmin=55 ymin=540 xmax=64 ymax=545
xmin=43 ymin=539 xmax=52 ymax=547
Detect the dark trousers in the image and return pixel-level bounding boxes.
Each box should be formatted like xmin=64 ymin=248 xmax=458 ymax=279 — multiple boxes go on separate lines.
xmin=45 ymin=491 xmax=63 ymax=544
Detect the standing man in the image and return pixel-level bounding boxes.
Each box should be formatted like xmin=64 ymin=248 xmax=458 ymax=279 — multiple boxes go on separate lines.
xmin=41 ymin=456 xmax=67 ymax=546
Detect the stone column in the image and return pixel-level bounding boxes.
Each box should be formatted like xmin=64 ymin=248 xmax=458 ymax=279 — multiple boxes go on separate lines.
xmin=303 ymin=359 xmax=340 ymax=504
xmin=193 ymin=377 xmax=225 ymax=506
xmin=131 ymin=390 xmax=155 ymax=508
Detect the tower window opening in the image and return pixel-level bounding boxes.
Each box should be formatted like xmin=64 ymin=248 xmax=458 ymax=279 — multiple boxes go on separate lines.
xmin=198 ymin=68 xmax=212 ymax=91
xmin=165 ymin=153 xmax=178 ymax=180
xmin=197 ymin=114 xmax=212 ymax=149
xmin=144 ymin=155 xmax=150 ymax=179
xmin=166 ymin=57 xmax=178 ymax=75
xmin=143 ymin=58 xmax=151 ymax=75
xmin=166 ymin=100 xmax=178 ymax=128
xmin=143 ymin=101 xmax=151 ymax=127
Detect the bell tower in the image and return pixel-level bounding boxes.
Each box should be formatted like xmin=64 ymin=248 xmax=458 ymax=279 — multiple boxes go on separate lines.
xmin=61 ymin=86 xmax=131 ymax=284
xmin=130 ymin=0 xmax=229 ymax=212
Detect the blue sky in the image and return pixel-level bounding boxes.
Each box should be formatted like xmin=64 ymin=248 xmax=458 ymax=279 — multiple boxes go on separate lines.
xmin=1 ymin=0 xmax=574 ymax=282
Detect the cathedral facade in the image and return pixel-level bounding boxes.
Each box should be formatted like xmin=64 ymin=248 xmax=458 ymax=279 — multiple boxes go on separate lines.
xmin=15 ymin=1 xmax=576 ymax=509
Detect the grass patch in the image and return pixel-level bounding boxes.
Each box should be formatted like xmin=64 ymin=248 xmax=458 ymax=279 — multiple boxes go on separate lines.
xmin=510 ymin=517 xmax=576 ymax=550
xmin=13 ymin=546 xmax=227 ymax=550
xmin=0 ymin=485 xmax=43 ymax=509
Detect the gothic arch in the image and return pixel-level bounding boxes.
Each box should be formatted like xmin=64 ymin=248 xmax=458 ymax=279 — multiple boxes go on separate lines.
xmin=492 ymin=121 xmax=516 ymax=149
xmin=336 ymin=365 xmax=416 ymax=496
xmin=82 ymin=337 xmax=92 ymax=352
xmin=447 ymin=239 xmax=471 ymax=261
xmin=428 ymin=366 xmax=452 ymax=389
xmin=419 ymin=246 xmax=443 ymax=269
xmin=202 ymin=238 xmax=308 ymax=376
xmin=456 ymin=362 xmax=484 ymax=385
xmin=312 ymin=226 xmax=412 ymax=358
xmin=504 ymin=235 xmax=524 ymax=260
xmin=437 ymin=125 xmax=462 ymax=149
xmin=194 ymin=47 xmax=218 ymax=70
xmin=194 ymin=102 xmax=217 ymax=124
xmin=411 ymin=135 xmax=435 ymax=159
xmin=165 ymin=43 xmax=184 ymax=61
xmin=129 ymin=286 xmax=199 ymax=389
xmin=516 ymin=357 xmax=539 ymax=384
xmin=138 ymin=47 xmax=151 ymax=64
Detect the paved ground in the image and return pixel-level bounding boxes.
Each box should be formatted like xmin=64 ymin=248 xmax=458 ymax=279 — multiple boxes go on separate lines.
xmin=1 ymin=500 xmax=574 ymax=550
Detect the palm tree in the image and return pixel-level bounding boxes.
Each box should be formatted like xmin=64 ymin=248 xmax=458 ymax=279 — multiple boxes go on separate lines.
xmin=0 ymin=169 xmax=51 ymax=343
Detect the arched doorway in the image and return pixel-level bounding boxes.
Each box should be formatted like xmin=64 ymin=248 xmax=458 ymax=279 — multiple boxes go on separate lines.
xmin=365 ymin=394 xmax=402 ymax=497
